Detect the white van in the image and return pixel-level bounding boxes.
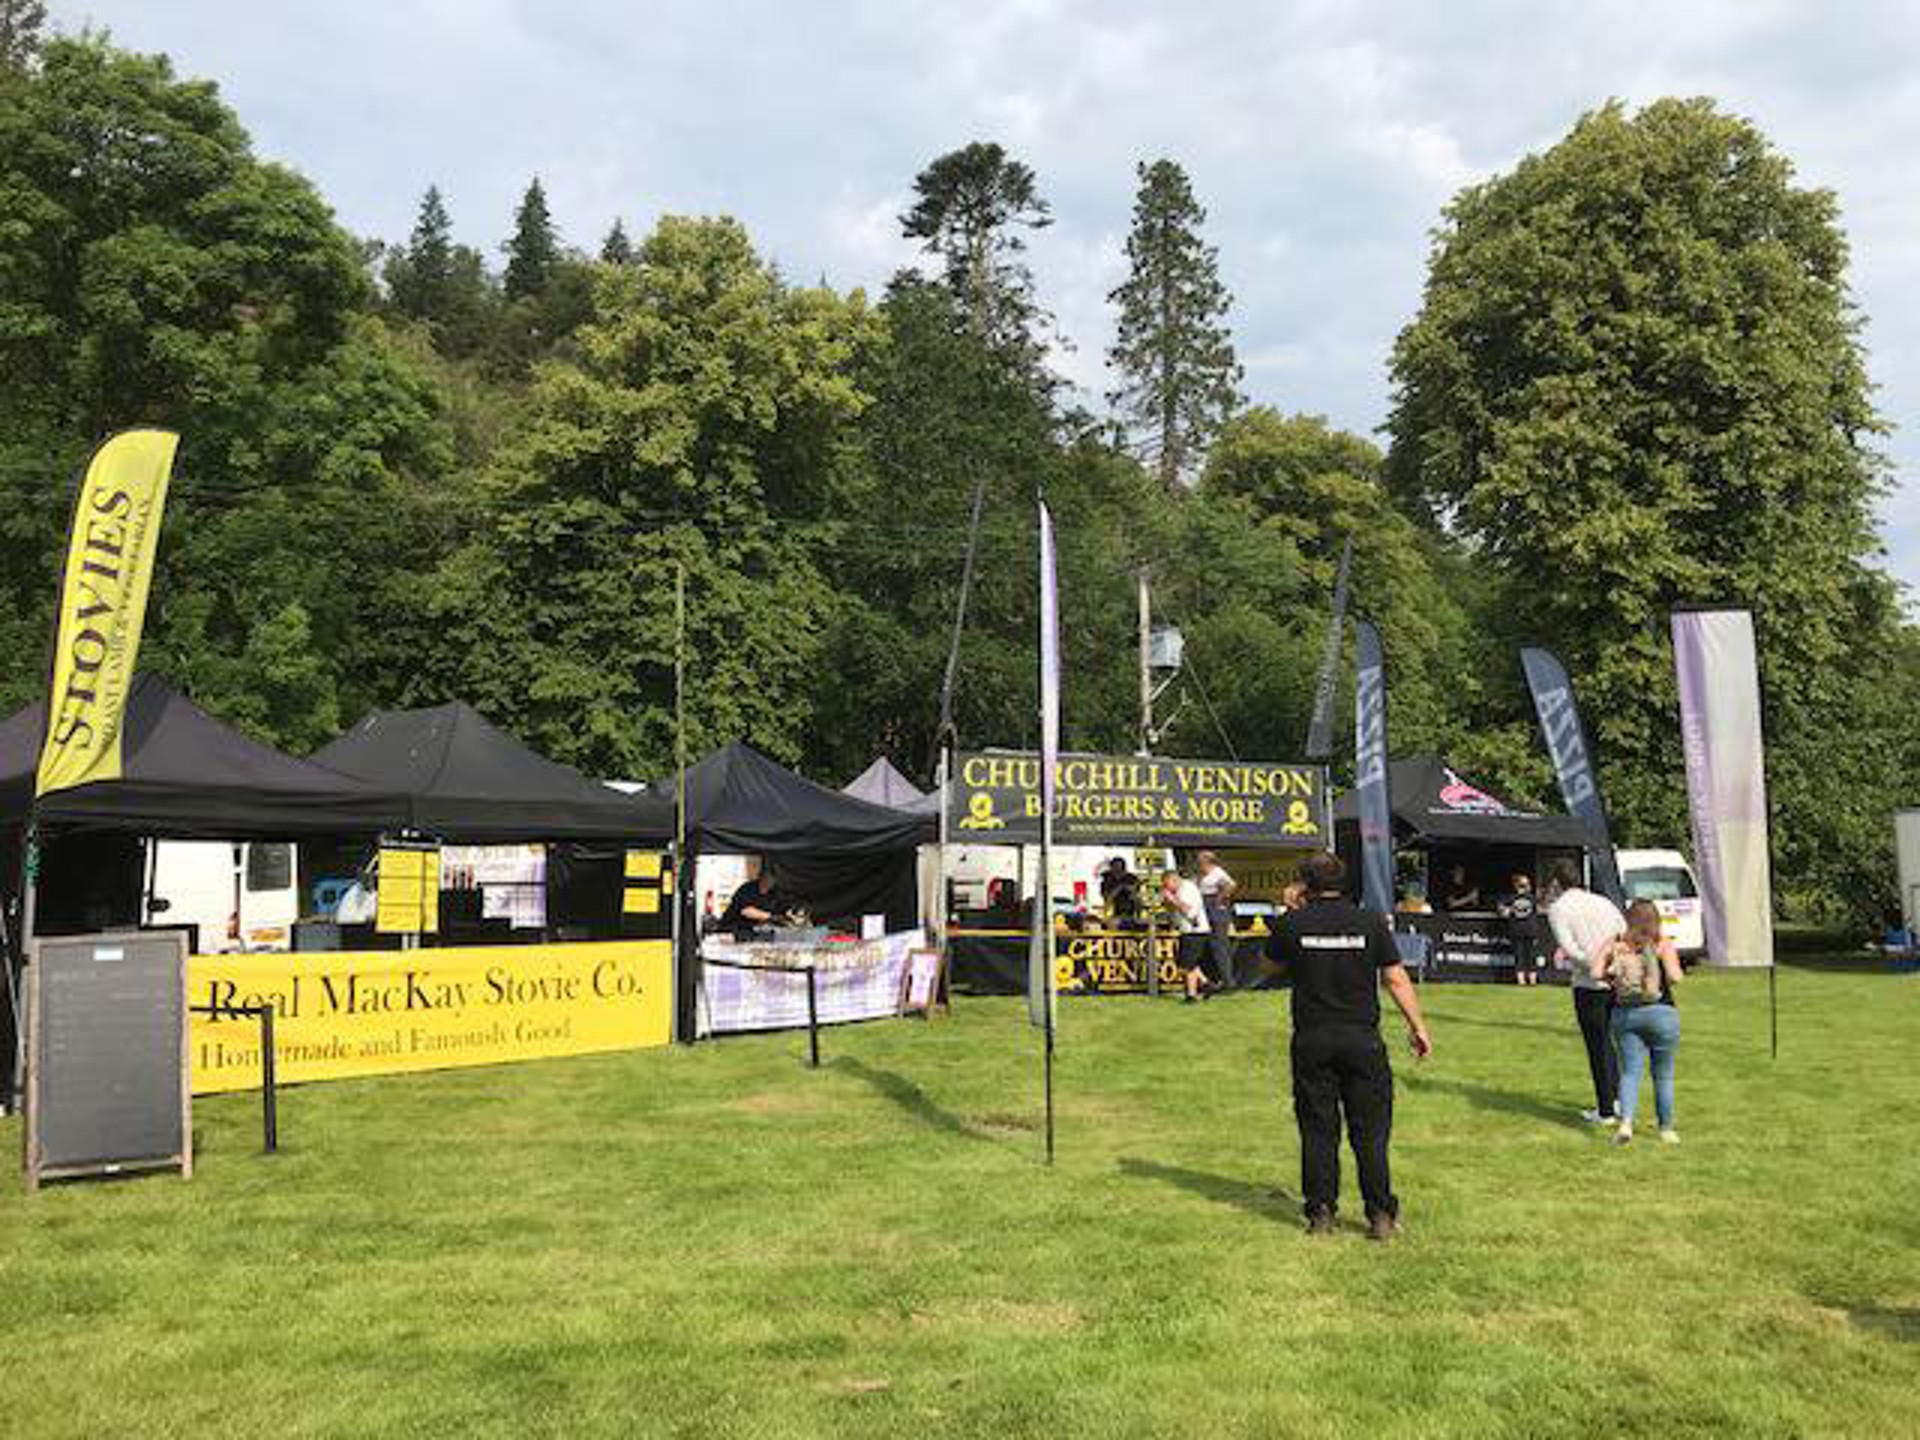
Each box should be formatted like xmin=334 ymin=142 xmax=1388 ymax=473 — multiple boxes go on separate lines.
xmin=1616 ymin=848 xmax=1704 ymax=959
xmin=146 ymin=840 xmax=300 ymax=953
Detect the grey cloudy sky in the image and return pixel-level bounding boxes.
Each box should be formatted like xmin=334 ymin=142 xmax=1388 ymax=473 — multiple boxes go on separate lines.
xmin=52 ymin=0 xmax=1920 ymax=591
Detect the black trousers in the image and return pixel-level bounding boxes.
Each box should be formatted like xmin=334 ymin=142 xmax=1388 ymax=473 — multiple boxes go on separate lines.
xmin=1204 ymin=898 xmax=1235 ymax=988
xmin=1574 ymin=987 xmax=1619 ymax=1114
xmin=1291 ymin=1025 xmax=1397 ymax=1221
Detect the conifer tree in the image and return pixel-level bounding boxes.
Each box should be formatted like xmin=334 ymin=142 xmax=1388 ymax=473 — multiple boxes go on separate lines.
xmin=1107 ymin=159 xmax=1242 ymax=488
xmin=600 ymin=218 xmax=634 ymax=265
xmin=503 ymin=176 xmax=558 ymax=300
xmin=388 ymin=185 xmax=454 ymax=322
xmin=901 ymin=142 xmax=1052 ymax=366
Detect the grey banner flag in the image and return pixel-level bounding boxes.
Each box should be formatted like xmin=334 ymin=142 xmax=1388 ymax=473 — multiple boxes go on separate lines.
xmin=1354 ymin=619 xmax=1394 ymax=915
xmin=1520 ymin=647 xmax=1626 ymax=907
xmin=1028 ymin=502 xmax=1061 ymax=1029
xmin=1671 ymin=610 xmax=1776 ymax=968
xmin=1304 ymin=537 xmax=1353 ymax=762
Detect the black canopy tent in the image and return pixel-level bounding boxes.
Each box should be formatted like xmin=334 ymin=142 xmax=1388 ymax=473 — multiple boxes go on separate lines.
xmin=1333 ymin=755 xmax=1590 ymax=980
xmin=0 ymin=675 xmax=416 ymax=1098
xmin=1332 ymin=754 xmax=1591 ymax=876
xmin=676 ymin=741 xmax=935 ymax=1035
xmin=313 ymin=702 xmax=672 ymax=843
xmin=0 ymin=674 xmax=409 ymax=840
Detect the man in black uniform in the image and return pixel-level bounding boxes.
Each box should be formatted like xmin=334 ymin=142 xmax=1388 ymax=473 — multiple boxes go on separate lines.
xmin=1265 ymin=850 xmax=1433 ymax=1240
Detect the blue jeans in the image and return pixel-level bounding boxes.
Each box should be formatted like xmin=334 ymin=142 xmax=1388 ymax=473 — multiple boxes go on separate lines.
xmin=1611 ymin=1004 xmax=1680 ymax=1128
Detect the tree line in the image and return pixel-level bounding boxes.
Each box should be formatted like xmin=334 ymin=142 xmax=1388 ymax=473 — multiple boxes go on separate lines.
xmin=1 ymin=26 xmax=1915 ymax=926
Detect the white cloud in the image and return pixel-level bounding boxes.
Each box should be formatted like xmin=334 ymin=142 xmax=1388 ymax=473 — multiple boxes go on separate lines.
xmin=45 ymin=0 xmax=1920 ymax=592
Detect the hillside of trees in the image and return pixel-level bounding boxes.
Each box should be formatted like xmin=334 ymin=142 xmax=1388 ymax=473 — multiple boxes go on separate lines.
xmin=2 ymin=29 xmax=1916 ymax=925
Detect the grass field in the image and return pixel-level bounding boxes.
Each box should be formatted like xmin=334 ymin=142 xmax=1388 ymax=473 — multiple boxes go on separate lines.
xmin=2 ymin=967 xmax=1916 ymax=1439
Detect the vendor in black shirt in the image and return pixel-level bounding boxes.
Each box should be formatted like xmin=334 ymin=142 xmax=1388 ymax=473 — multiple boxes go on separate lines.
xmin=1265 ymin=850 xmax=1433 ymax=1241
xmin=719 ymin=861 xmax=795 ymax=938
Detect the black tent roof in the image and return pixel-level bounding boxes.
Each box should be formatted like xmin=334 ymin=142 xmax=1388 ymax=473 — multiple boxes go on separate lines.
xmin=314 ymin=702 xmax=672 ymax=842
xmin=1333 ymin=755 xmax=1592 ymax=848
xmin=685 ymin=742 xmax=932 ymax=854
xmin=0 ymin=674 xmax=408 ymax=838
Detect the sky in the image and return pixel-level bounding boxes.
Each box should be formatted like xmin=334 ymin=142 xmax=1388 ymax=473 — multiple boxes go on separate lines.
xmin=48 ymin=0 xmax=1920 ymax=594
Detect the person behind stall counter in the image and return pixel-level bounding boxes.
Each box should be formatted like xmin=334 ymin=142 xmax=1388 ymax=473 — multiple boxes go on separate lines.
xmin=720 ymin=859 xmax=797 ymax=938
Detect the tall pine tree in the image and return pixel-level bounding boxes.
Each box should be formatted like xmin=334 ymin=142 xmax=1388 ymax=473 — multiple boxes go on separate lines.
xmin=387 ymin=185 xmax=454 ymax=322
xmin=600 ymin=218 xmax=634 ymax=264
xmin=503 ymin=176 xmax=557 ymax=300
xmin=1107 ymin=159 xmax=1242 ymax=488
xmin=900 ymin=142 xmax=1052 ymax=367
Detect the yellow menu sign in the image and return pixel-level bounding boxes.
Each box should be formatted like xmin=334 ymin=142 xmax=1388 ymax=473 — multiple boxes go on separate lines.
xmin=376 ymin=845 xmax=441 ymax=934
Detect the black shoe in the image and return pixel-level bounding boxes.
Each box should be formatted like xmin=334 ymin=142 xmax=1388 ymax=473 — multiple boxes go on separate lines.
xmin=1305 ymin=1210 xmax=1336 ymax=1236
xmin=1366 ymin=1213 xmax=1400 ymax=1243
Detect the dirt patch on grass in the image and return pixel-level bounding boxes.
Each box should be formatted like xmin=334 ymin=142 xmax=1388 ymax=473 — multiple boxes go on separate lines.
xmin=725 ymin=1090 xmax=825 ymax=1117
xmin=911 ymin=1297 xmax=1083 ymax=1336
xmin=968 ymin=1110 xmax=1040 ymax=1135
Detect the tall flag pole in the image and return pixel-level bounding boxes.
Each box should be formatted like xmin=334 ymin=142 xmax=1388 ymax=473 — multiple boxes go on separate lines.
xmin=1520 ymin=647 xmax=1627 ymax=908
xmin=1304 ymin=536 xmax=1354 ymax=762
xmin=7 ymin=428 xmax=179 ymax=1109
xmin=1031 ymin=501 xmax=1061 ymax=1163
xmin=1353 ymin=619 xmax=1394 ymax=914
xmin=1670 ymin=609 xmax=1777 ymax=1049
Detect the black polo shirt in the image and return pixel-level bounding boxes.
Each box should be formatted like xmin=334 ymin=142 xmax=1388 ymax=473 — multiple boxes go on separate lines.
xmin=720 ymin=878 xmax=787 ymax=937
xmin=1266 ymin=895 xmax=1400 ymax=1031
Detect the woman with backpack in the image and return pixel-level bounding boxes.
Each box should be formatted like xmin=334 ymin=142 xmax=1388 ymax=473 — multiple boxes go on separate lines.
xmin=1594 ymin=899 xmax=1685 ymax=1145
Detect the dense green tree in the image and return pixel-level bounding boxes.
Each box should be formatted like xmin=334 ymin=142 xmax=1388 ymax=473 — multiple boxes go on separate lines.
xmin=901 ymin=142 xmax=1053 ymax=368
xmin=1108 ymin=159 xmax=1242 ymax=488
xmin=1189 ymin=410 xmax=1476 ymax=769
xmin=1386 ymin=97 xmax=1906 ymax=921
xmin=0 ymin=0 xmax=46 ymax=72
xmin=0 ymin=37 xmax=458 ymax=743
xmin=419 ymin=216 xmax=883 ymax=777
xmin=600 ymin=218 xmax=634 ymax=265
xmin=503 ymin=176 xmax=558 ymax=300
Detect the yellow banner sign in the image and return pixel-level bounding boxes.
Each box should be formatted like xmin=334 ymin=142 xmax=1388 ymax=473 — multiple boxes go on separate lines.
xmin=36 ymin=429 xmax=179 ymax=797
xmin=188 ymin=940 xmax=672 ymax=1094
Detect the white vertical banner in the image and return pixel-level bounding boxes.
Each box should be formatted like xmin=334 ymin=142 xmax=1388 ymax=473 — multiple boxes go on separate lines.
xmin=1671 ymin=609 xmax=1776 ymax=968
xmin=1028 ymin=502 xmax=1060 ymax=1030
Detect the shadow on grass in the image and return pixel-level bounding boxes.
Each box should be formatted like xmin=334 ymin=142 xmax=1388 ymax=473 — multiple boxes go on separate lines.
xmin=1401 ymin=1073 xmax=1586 ymax=1131
xmin=1420 ymin=1007 xmax=1569 ymax=1038
xmin=1117 ymin=1157 xmax=1296 ymax=1223
xmin=829 ymin=1057 xmax=993 ymax=1142
xmin=1812 ymin=1296 xmax=1920 ymax=1343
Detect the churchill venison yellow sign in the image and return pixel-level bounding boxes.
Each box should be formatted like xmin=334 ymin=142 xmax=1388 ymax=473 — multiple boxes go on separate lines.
xmin=36 ymin=429 xmax=178 ymax=797
xmin=187 ymin=940 xmax=672 ymax=1094
xmin=951 ymin=750 xmax=1328 ymax=847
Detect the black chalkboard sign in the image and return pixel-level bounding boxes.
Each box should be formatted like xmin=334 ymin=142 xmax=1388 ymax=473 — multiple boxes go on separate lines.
xmin=25 ymin=931 xmax=191 ymax=1190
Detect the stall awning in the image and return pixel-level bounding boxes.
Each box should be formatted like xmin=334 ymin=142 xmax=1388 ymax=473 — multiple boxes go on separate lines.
xmin=686 ymin=742 xmax=933 ymax=855
xmin=841 ymin=756 xmax=939 ymax=814
xmin=0 ymin=675 xmax=408 ymax=838
xmin=1332 ymin=755 xmax=1593 ymax=848
xmin=314 ymin=702 xmax=671 ymax=842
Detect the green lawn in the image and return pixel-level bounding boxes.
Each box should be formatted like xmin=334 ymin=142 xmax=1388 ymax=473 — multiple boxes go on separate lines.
xmin=2 ymin=968 xmax=1916 ymax=1439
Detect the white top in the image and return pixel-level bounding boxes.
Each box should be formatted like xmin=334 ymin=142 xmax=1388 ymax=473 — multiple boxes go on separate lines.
xmin=1548 ymin=886 xmax=1627 ymax=990
xmin=1197 ymin=865 xmax=1236 ymax=900
xmin=1165 ymin=877 xmax=1208 ymax=934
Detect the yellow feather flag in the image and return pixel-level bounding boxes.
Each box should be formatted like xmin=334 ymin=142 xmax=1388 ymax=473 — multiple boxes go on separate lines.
xmin=35 ymin=429 xmax=179 ymax=798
